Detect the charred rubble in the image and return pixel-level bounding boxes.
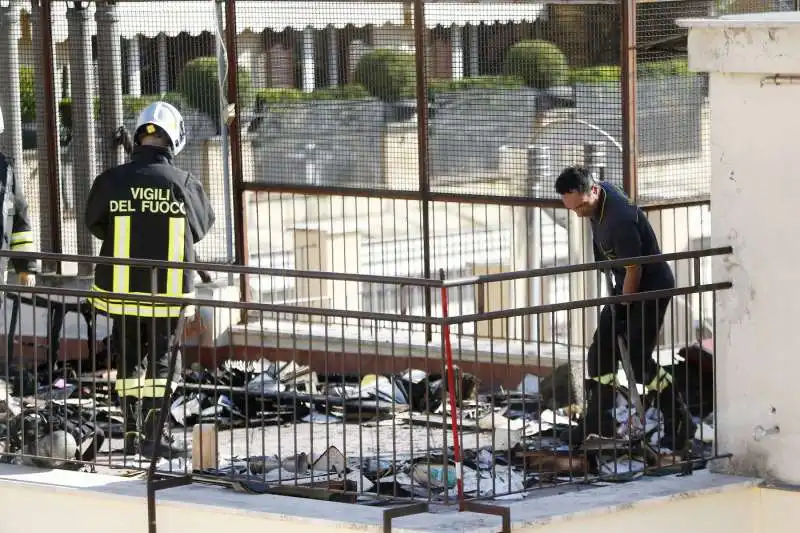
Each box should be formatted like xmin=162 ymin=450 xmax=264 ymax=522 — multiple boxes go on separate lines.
xmin=0 ymin=341 xmax=716 ymax=500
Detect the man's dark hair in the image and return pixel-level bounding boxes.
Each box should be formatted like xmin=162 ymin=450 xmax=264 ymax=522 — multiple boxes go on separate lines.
xmin=555 ymin=165 xmax=594 ymax=195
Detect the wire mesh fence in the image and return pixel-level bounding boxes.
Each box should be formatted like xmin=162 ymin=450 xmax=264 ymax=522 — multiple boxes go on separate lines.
xmin=4 ymin=0 xmax=799 ymax=265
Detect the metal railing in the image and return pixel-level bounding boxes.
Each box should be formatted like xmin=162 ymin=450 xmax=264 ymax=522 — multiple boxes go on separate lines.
xmin=0 ymin=246 xmax=730 ymax=529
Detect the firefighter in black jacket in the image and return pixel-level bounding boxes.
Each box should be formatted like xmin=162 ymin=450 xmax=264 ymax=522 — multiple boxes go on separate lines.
xmin=0 ymin=106 xmax=38 ymax=285
xmin=85 ymin=101 xmax=215 ymax=458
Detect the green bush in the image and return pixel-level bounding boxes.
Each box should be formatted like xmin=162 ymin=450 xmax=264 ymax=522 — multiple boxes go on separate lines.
xmin=503 ymin=40 xmax=569 ymax=89
xmin=428 ymin=75 xmax=524 ymax=93
xmin=254 ymin=84 xmax=371 ymax=107
xmin=568 ymin=58 xmax=690 ymax=84
xmin=354 ymin=49 xmax=416 ymax=103
xmin=178 ymin=56 xmax=253 ymax=128
xmin=58 ymin=92 xmax=185 ymax=132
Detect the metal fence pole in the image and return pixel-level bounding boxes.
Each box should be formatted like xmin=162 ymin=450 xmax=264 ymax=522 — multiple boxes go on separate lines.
xmin=224 ymin=0 xmax=250 ymax=318
xmin=66 ymin=2 xmax=96 ymax=267
xmin=526 ymin=145 xmax=547 ymax=341
xmin=413 ymin=0 xmax=433 ymax=342
xmin=0 ymin=1 xmax=24 ymax=180
xmin=95 ymin=1 xmax=125 ymax=171
xmin=31 ymin=0 xmax=63 ymax=262
xmin=621 ymin=0 xmax=638 ymax=202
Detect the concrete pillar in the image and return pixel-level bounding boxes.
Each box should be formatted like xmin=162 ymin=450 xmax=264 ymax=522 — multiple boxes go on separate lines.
xmin=451 ymin=24 xmax=463 ymax=81
xmin=30 ymin=1 xmax=58 ymax=253
xmin=302 ymin=27 xmax=315 ymax=93
xmin=126 ymin=37 xmax=142 ymax=97
xmin=679 ymin=13 xmax=800 ymax=483
xmin=327 ymin=25 xmax=339 ymax=87
xmin=0 ymin=1 xmax=24 ymax=175
xmin=66 ymin=4 xmax=96 ymax=261
xmin=468 ymin=262 xmax=510 ymax=339
xmin=95 ymin=1 xmax=125 ymax=170
xmin=526 ymin=145 xmax=547 ymax=341
xmin=468 ymin=23 xmax=479 ymax=77
xmin=157 ymin=33 xmax=169 ymax=93
xmin=289 ymin=226 xmax=362 ymax=323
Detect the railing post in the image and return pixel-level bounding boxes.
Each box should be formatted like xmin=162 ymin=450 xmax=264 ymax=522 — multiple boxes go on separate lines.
xmin=224 ymin=0 xmax=250 ymax=322
xmin=31 ymin=0 xmax=63 ymax=268
xmin=413 ymin=0 xmax=433 ymax=342
xmin=621 ymin=0 xmax=638 ymax=202
xmin=525 ymin=145 xmax=547 ymax=341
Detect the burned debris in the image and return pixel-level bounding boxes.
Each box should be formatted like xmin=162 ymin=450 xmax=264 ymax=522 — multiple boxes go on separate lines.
xmin=0 ymin=337 xmax=718 ymax=502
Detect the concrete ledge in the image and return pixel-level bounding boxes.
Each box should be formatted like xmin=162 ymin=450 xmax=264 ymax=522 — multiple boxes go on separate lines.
xmin=0 ymin=465 xmax=759 ymax=533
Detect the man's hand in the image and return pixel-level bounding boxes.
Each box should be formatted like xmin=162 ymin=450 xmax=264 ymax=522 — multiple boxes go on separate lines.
xmin=18 ymin=272 xmax=35 ymax=287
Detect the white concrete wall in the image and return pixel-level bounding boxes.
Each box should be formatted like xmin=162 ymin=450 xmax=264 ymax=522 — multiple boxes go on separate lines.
xmin=1 ymin=465 xmax=798 ymax=533
xmin=679 ymin=12 xmax=800 ymax=483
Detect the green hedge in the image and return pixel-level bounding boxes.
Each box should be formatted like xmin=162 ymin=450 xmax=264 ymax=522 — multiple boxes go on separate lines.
xmin=354 ymin=49 xmax=416 ymax=103
xmin=178 ymin=56 xmax=253 ymax=129
xmin=254 ymin=77 xmax=527 ymax=107
xmin=569 ymin=58 xmax=690 ymax=84
xmin=503 ymin=40 xmax=569 ymax=89
xmin=255 ymin=84 xmax=371 ymax=106
xmin=58 ymin=93 xmax=185 ymax=132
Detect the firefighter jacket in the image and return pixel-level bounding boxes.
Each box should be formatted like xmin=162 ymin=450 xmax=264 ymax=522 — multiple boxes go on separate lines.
xmin=84 ymin=145 xmax=215 ymax=318
xmin=0 ymin=153 xmax=38 ymax=275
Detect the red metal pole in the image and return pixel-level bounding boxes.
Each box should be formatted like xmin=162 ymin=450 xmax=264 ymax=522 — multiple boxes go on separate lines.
xmin=439 ymin=269 xmax=464 ymax=505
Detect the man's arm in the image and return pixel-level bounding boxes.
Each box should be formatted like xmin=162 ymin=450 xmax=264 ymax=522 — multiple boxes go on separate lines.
xmin=9 ymin=167 xmax=39 ymax=274
xmin=612 ymin=219 xmax=644 ymax=295
xmin=183 ymin=173 xmax=215 ymax=244
xmin=85 ymin=174 xmax=110 ymax=241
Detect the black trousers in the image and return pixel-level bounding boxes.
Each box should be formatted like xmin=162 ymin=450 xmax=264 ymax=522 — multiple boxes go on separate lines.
xmin=587 ymin=295 xmax=671 ymax=388
xmin=111 ymin=315 xmax=179 ymax=400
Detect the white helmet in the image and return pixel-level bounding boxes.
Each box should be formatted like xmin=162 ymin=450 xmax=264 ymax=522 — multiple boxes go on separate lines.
xmin=0 ymin=105 xmax=4 ymax=135
xmin=134 ymin=101 xmax=186 ymax=156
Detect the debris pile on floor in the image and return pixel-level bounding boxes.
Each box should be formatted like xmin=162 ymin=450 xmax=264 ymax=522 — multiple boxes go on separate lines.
xmin=0 ymin=340 xmax=717 ymax=500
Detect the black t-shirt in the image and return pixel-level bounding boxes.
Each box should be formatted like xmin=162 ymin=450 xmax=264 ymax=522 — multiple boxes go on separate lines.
xmin=589 ymin=181 xmax=675 ymax=292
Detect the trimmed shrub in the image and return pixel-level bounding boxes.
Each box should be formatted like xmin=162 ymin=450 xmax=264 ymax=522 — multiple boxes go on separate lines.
xmin=503 ymin=40 xmax=569 ymax=89
xmin=568 ymin=59 xmax=691 ymax=84
xmin=354 ymin=49 xmax=416 ymax=103
xmin=178 ymin=56 xmax=253 ymax=129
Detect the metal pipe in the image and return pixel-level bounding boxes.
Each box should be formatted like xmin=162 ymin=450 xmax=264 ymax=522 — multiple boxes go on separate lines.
xmin=38 ymin=0 xmax=63 ymax=260
xmin=0 ymin=1 xmax=24 ymax=176
xmin=214 ymin=0 xmax=234 ymax=283
xmin=760 ymin=74 xmax=800 ymax=87
xmin=225 ymin=0 xmax=251 ymax=316
xmin=0 ymin=245 xmax=732 ymax=287
xmin=66 ymin=2 xmax=97 ymax=268
xmin=412 ymin=0 xmax=433 ymax=342
xmin=620 ymin=0 xmax=639 ymax=201
xmin=95 ymin=1 xmax=125 ymax=171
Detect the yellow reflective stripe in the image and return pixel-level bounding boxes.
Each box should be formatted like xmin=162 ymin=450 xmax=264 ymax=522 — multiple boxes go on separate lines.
xmin=89 ymin=297 xmax=189 ymax=318
xmin=592 ymin=373 xmax=618 ymax=386
xmin=113 ymin=216 xmax=131 ymax=293
xmin=165 ymin=217 xmax=186 ymax=297
xmin=10 ymin=231 xmax=33 ymax=245
xmin=10 ymin=242 xmax=34 ymax=252
xmin=115 ymin=378 xmax=169 ymax=398
xmin=646 ymin=367 xmax=673 ymax=393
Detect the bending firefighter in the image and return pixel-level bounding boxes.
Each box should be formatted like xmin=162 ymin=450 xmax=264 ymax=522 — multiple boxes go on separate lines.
xmin=85 ymin=102 xmax=215 ymax=458
xmin=555 ymin=166 xmax=694 ymax=454
xmin=0 ymin=106 xmax=38 ymax=286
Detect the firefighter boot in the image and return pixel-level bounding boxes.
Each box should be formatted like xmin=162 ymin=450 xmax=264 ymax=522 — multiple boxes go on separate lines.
xmin=138 ymin=399 xmax=189 ymax=459
xmin=652 ymin=385 xmax=697 ymax=454
xmin=119 ymin=397 xmax=140 ymax=456
xmin=560 ymin=380 xmax=618 ymax=447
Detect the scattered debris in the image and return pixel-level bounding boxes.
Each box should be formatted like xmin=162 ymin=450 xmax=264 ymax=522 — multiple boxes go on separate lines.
xmin=0 ymin=341 xmax=717 ymax=501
